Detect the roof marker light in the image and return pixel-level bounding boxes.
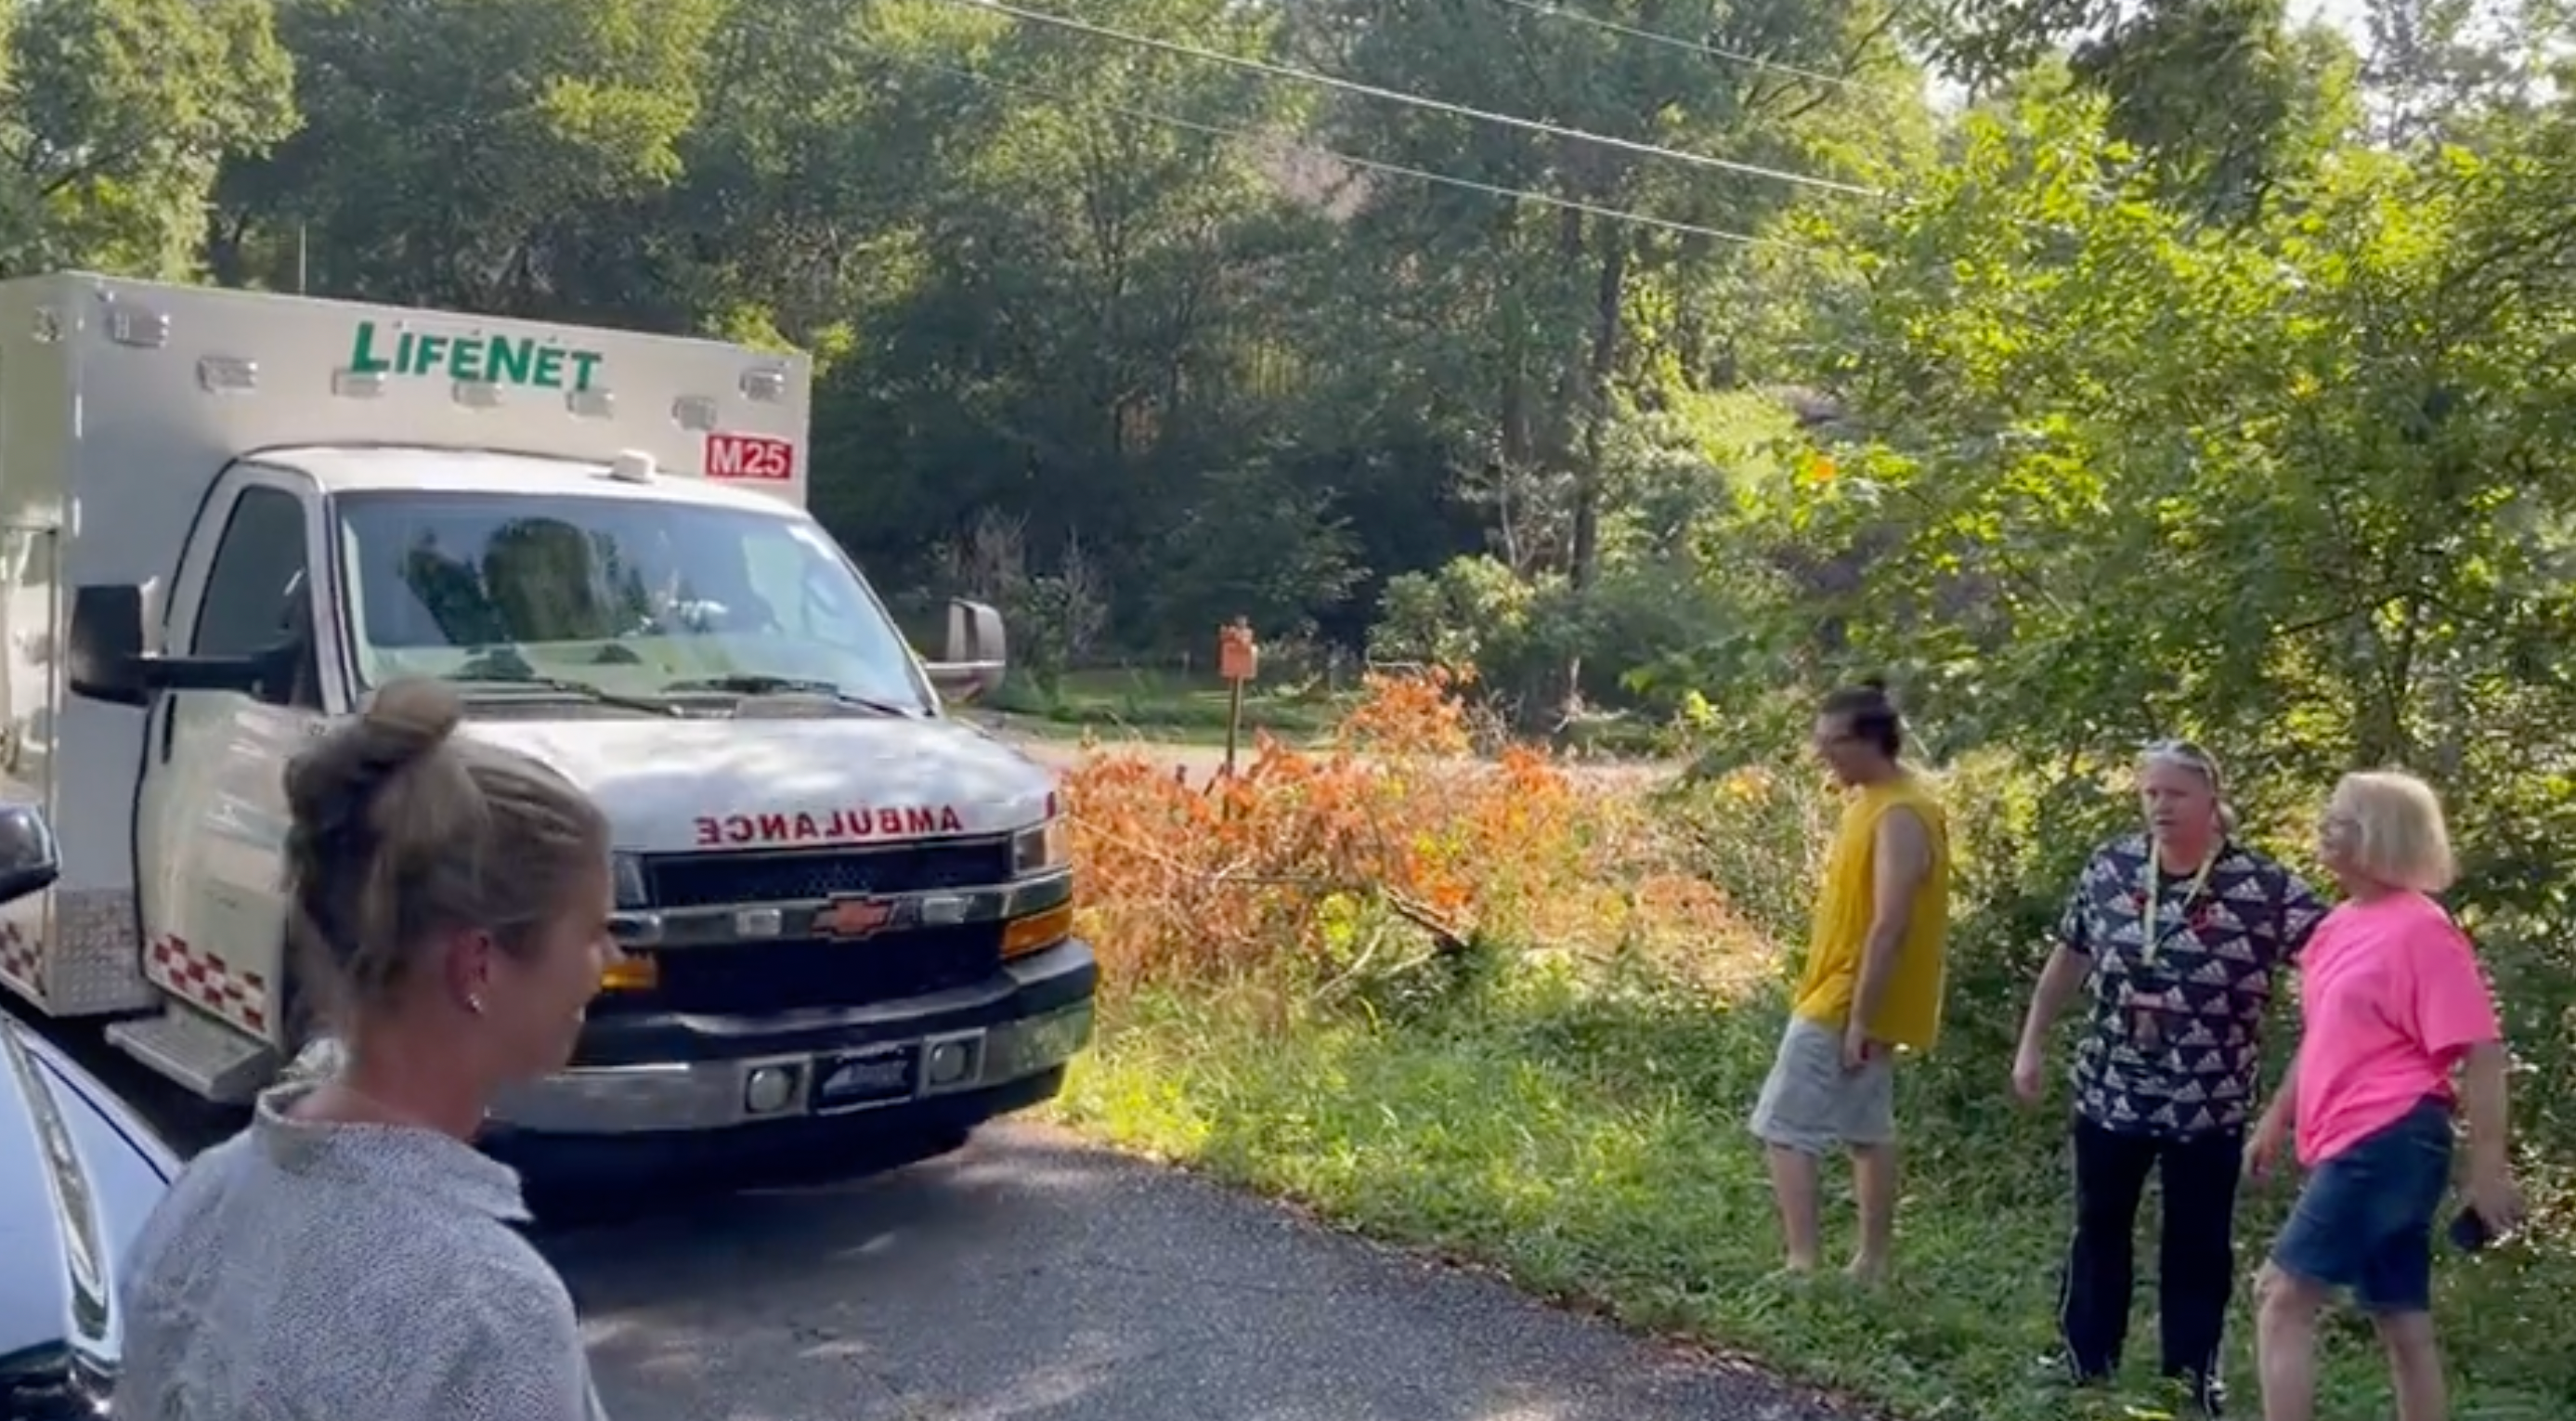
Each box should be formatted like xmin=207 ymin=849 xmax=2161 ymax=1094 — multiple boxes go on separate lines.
xmin=105 ymin=304 xmax=169 ymax=349
xmin=332 ymin=369 xmax=386 ymax=399
xmin=567 ymin=388 xmax=615 ymax=419
xmin=198 ymin=357 xmax=258 ymax=394
xmin=741 ymin=368 xmax=787 ymax=403
xmin=607 ymin=450 xmax=656 ymax=483
xmin=671 ymin=395 xmax=718 ymax=432
xmin=452 ymin=380 xmax=503 ymax=410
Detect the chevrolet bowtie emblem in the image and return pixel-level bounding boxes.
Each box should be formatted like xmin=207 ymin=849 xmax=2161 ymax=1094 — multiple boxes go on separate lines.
xmin=819 ymin=894 xmax=896 ymax=939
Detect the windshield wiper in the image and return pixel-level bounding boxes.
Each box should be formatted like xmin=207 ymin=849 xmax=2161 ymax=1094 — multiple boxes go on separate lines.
xmin=658 ymin=674 xmax=918 ymax=718
xmin=450 ymin=674 xmax=684 ymax=717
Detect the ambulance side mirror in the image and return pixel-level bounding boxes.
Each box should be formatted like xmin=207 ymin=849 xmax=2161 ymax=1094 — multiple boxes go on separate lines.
xmin=67 ymin=582 xmax=273 ymax=707
xmin=66 ymin=584 xmax=151 ymax=706
xmin=923 ymin=598 xmax=1007 ymax=703
xmin=0 ymin=802 xmax=59 ymax=907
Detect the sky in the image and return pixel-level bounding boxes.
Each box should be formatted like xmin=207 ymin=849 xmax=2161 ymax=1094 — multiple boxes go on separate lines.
xmin=2292 ymin=0 xmax=2371 ymax=34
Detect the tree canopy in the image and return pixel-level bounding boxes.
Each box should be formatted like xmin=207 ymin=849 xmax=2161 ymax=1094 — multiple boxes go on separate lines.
xmin=16 ymin=0 xmax=2576 ymax=868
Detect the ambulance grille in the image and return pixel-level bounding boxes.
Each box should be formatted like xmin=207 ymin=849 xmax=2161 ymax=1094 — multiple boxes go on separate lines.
xmin=642 ymin=838 xmax=1012 ymax=908
xmin=622 ymin=925 xmax=1004 ymax=1015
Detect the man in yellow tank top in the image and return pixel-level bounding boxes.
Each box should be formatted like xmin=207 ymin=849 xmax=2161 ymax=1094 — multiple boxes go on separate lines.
xmin=1749 ymin=678 xmax=1950 ymax=1283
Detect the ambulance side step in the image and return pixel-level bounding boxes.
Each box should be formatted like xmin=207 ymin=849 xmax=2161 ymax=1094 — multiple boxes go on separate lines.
xmin=106 ymin=1004 xmax=279 ymax=1104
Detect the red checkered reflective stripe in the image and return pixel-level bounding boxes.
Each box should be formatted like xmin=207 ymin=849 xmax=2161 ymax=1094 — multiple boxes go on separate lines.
xmin=150 ymin=934 xmax=270 ymax=1032
xmin=0 ymin=919 xmax=36 ymax=986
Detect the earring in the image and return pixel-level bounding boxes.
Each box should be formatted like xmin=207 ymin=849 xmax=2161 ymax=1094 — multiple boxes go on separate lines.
xmin=466 ymin=995 xmax=487 ymax=1015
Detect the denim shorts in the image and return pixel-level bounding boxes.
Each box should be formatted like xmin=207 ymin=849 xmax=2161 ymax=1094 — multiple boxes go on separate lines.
xmin=2269 ymin=1098 xmax=2453 ymax=1314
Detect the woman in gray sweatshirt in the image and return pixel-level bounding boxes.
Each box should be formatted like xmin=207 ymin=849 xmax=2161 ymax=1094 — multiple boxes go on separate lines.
xmin=115 ymin=677 xmax=617 ymax=1420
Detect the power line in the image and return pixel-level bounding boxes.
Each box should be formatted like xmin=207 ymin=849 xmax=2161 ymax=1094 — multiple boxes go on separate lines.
xmin=1488 ymin=0 xmax=1888 ymax=96
xmin=877 ymin=48 xmax=1814 ymax=251
xmin=928 ymin=0 xmax=1883 ymax=200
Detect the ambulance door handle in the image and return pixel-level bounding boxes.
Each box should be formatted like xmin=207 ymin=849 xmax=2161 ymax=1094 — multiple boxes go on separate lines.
xmin=156 ymin=697 xmax=176 ymax=764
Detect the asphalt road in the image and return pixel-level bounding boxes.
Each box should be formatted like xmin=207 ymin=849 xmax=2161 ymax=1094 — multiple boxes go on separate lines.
xmin=19 ymin=999 xmax=1858 ymax=1421
xmin=551 ymin=1124 xmax=1857 ymax=1421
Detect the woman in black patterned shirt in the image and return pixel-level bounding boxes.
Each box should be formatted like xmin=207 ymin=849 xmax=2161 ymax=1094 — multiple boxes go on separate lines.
xmin=2010 ymin=741 xmax=2328 ymax=1416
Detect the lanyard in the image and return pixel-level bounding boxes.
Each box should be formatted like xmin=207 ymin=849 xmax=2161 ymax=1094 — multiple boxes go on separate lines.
xmin=2139 ymin=840 xmax=2217 ymax=971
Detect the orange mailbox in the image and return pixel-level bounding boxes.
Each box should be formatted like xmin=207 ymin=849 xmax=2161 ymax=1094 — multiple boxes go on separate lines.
xmin=1217 ymin=621 xmax=1258 ymax=682
xmin=1226 ymin=622 xmax=1267 ymax=684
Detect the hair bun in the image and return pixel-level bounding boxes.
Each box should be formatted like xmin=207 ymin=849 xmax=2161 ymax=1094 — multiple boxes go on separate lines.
xmin=283 ymin=678 xmax=467 ymax=854
xmin=361 ymin=677 xmax=465 ymax=760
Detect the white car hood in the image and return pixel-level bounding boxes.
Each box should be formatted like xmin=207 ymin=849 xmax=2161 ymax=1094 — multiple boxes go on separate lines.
xmin=460 ymin=713 xmax=1056 ymax=854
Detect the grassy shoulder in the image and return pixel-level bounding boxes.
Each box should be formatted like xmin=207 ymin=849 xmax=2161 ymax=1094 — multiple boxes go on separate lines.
xmin=1047 ymin=980 xmax=2570 ymax=1421
xmin=990 ymin=666 xmax=1347 ymax=746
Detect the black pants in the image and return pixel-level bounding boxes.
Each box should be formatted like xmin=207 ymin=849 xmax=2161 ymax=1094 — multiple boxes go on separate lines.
xmin=2058 ymin=1118 xmax=2243 ymax=1385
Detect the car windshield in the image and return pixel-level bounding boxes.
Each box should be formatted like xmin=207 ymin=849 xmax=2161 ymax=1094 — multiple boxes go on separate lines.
xmin=332 ymin=489 xmax=931 ymax=713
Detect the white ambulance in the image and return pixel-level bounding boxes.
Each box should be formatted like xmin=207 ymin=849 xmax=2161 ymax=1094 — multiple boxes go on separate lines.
xmin=0 ymin=272 xmax=1095 ymax=1177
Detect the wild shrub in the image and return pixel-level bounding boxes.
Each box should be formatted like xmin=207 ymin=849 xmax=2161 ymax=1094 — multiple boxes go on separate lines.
xmin=1057 ymin=668 xmax=1750 ymax=1010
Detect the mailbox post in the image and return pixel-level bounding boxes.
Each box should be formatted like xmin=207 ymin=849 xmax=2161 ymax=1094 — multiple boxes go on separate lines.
xmin=1216 ymin=617 xmax=1258 ymax=780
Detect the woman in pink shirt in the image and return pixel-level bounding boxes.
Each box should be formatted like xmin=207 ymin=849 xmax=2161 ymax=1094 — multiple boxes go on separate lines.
xmin=2246 ymin=771 xmax=2521 ymax=1421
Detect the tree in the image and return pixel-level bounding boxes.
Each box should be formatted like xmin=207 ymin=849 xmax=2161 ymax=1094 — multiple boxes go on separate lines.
xmin=0 ymin=0 xmax=297 ymax=277
xmin=2358 ymin=0 xmax=2570 ymax=147
xmin=212 ymin=0 xmax=722 ymax=314
xmin=1287 ymin=0 xmax=1917 ymax=591
xmin=1773 ymin=88 xmax=2576 ymax=906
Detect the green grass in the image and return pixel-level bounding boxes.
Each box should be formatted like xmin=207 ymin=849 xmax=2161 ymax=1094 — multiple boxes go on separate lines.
xmin=992 ymin=666 xmax=1348 ymax=746
xmin=1048 ymin=979 xmax=2570 ymax=1421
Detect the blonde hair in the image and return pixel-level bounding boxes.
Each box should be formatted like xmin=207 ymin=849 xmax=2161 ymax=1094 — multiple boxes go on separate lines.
xmin=281 ymin=678 xmax=610 ymax=1023
xmin=2326 ymin=770 xmax=2456 ymax=894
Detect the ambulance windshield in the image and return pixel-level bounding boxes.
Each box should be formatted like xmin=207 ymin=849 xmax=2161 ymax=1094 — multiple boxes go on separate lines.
xmin=332 ymin=490 xmax=933 ymax=714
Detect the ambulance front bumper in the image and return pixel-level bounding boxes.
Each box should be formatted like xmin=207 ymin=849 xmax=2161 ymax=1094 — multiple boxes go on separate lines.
xmin=480 ymin=937 xmax=1096 ymax=1137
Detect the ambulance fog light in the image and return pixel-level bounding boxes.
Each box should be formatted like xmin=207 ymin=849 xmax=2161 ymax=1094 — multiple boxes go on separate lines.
xmin=744 ymin=1065 xmax=799 ymax=1115
xmin=925 ymin=1036 xmax=981 ymax=1088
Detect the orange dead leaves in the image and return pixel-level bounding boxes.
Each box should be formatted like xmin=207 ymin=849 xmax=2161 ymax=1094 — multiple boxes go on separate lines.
xmin=1058 ymin=668 xmax=1749 ymax=997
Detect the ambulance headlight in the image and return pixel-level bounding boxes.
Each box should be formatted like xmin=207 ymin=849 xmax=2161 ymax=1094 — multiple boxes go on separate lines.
xmin=1009 ymin=817 xmax=1070 ymax=878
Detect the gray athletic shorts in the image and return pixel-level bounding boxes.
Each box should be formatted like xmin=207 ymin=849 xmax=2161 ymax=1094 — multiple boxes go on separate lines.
xmin=1748 ymin=1014 xmax=1896 ymax=1155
